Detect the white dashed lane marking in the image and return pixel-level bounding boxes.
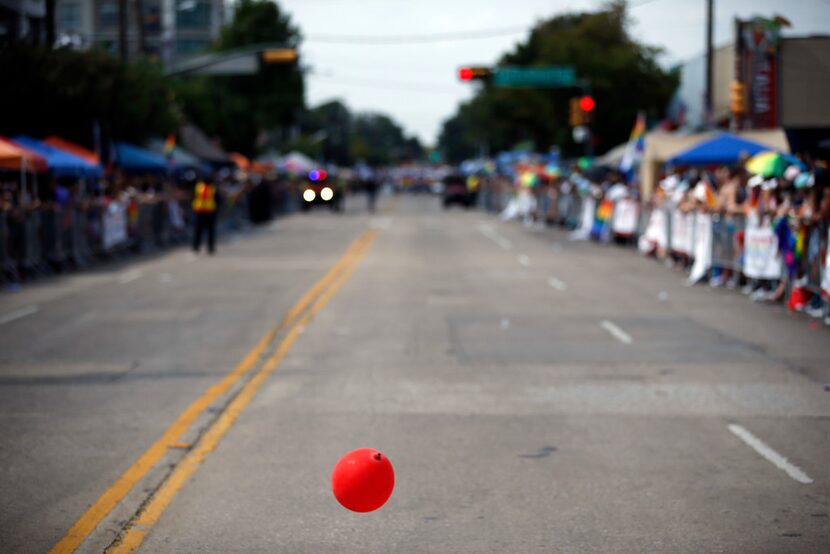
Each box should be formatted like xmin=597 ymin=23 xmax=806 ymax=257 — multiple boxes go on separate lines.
xmin=547 ymin=277 xmax=567 ymax=291
xmin=0 ymin=305 xmax=39 ymax=326
xmin=600 ymin=320 xmax=632 ymax=344
xmin=728 ymin=424 xmax=813 ymax=485
xmin=477 ymin=224 xmax=512 ymax=251
xmin=118 ymin=270 xmax=143 ymax=285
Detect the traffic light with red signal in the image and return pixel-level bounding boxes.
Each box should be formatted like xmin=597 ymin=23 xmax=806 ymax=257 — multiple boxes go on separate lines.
xmin=579 ymin=95 xmax=595 ymax=113
xmin=458 ymin=67 xmax=491 ymax=82
xmin=569 ymin=95 xmax=595 ymax=126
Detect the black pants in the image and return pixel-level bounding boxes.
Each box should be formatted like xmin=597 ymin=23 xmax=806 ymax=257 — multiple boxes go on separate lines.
xmin=193 ymin=212 xmax=216 ymax=253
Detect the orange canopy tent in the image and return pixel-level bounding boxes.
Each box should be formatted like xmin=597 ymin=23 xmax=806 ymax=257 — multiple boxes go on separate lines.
xmin=230 ymin=152 xmax=273 ymax=175
xmin=0 ymin=137 xmax=48 ymax=172
xmin=43 ymin=136 xmax=100 ymax=165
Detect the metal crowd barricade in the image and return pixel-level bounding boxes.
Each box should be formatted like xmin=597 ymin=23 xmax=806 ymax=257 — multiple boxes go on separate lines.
xmin=71 ymin=207 xmax=92 ymax=267
xmin=136 ymin=202 xmax=155 ymax=253
xmin=801 ymin=220 xmax=828 ymax=311
xmin=0 ymin=191 xmax=276 ymax=284
xmin=556 ymin=190 xmax=581 ymax=229
xmin=710 ymin=213 xmax=745 ymax=277
xmin=0 ymin=210 xmax=18 ymax=282
xmin=42 ymin=207 xmax=67 ymax=270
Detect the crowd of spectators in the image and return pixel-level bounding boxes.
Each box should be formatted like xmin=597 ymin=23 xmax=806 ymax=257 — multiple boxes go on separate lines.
xmin=475 ymin=154 xmax=830 ymax=325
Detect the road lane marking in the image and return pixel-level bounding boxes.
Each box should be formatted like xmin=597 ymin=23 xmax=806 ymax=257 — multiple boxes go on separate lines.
xmin=0 ymin=304 xmax=38 ymax=326
xmin=118 ymin=270 xmax=143 ymax=285
xmin=600 ymin=320 xmax=632 ymax=344
xmin=478 ymin=223 xmax=512 ymax=251
xmin=517 ymin=254 xmax=530 ymax=267
xmin=727 ymin=424 xmax=813 ymax=484
xmin=107 ymin=231 xmax=376 ymax=554
xmin=49 ymin=229 xmax=377 ymax=554
xmin=547 ymin=277 xmax=567 ymax=291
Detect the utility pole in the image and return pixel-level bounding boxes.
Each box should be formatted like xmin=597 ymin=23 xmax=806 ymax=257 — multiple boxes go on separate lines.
xmin=135 ymin=0 xmax=147 ymax=56
xmin=118 ymin=0 xmax=129 ymax=61
xmin=45 ymin=0 xmax=56 ymax=47
xmin=704 ymin=0 xmax=714 ymax=127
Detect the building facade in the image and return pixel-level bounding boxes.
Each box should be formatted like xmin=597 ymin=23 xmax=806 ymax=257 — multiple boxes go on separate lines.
xmin=672 ymin=17 xmax=830 ymax=141
xmin=0 ymin=0 xmax=46 ymax=44
xmin=53 ymin=0 xmax=224 ymax=62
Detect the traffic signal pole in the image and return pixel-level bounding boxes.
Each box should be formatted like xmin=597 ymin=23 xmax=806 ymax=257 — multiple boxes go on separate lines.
xmin=704 ymin=0 xmax=714 ymax=127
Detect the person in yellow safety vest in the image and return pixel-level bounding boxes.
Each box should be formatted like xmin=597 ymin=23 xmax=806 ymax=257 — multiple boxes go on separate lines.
xmin=192 ymin=178 xmax=218 ymax=254
xmin=466 ymin=175 xmax=480 ymax=207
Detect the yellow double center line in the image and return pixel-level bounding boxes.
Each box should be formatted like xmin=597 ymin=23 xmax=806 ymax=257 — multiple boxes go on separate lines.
xmin=50 ymin=228 xmax=378 ymax=554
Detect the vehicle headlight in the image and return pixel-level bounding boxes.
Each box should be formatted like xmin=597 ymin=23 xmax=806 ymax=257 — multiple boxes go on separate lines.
xmin=320 ymin=187 xmax=334 ymax=201
xmin=303 ymin=189 xmax=316 ymax=202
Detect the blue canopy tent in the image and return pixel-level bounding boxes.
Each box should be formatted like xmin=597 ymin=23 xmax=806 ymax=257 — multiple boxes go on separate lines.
xmin=667 ymin=132 xmax=771 ymax=166
xmin=11 ymin=135 xmax=102 ymax=178
xmin=115 ymin=142 xmax=168 ymax=174
xmin=145 ymin=138 xmax=210 ymax=177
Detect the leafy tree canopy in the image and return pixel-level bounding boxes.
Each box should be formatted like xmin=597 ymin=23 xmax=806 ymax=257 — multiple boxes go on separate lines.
xmin=0 ymin=45 xmax=176 ymax=148
xmin=174 ymin=0 xmax=305 ymax=155
xmin=438 ymin=0 xmax=678 ymax=162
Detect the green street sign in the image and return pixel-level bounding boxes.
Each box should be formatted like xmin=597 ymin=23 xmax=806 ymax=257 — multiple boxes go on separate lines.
xmin=493 ymin=66 xmax=576 ymax=88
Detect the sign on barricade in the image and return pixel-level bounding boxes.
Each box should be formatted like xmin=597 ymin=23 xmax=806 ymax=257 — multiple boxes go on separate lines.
xmin=743 ymin=222 xmax=782 ymax=280
xmin=103 ymin=201 xmax=128 ymax=250
xmin=638 ymin=208 xmax=666 ymax=254
xmin=611 ymin=198 xmax=639 ymax=237
xmin=569 ymin=196 xmax=595 ymax=241
xmin=671 ymin=210 xmax=693 ymax=256
xmin=168 ymin=200 xmax=185 ymax=231
xmin=823 ymin=228 xmax=830 ymax=296
xmin=688 ymin=213 xmax=712 ymax=284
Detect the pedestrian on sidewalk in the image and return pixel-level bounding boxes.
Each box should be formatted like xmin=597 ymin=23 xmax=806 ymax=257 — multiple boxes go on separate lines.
xmin=192 ymin=177 xmax=219 ymax=254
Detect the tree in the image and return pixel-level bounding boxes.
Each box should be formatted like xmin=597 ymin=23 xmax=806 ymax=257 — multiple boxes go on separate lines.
xmin=174 ymin=0 xmax=305 ymax=154
xmin=438 ymin=0 xmax=678 ymax=161
xmin=350 ymin=113 xmax=423 ymax=165
xmin=0 ymin=45 xmax=176 ymax=148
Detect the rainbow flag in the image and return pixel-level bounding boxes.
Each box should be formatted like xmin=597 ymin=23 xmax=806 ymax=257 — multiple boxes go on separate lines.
xmin=164 ymin=133 xmax=176 ymax=159
xmin=619 ymin=111 xmax=646 ymax=175
xmin=591 ymin=199 xmax=614 ymax=240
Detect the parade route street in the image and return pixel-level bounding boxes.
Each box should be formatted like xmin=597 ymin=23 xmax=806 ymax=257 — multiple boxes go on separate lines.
xmin=1 ymin=194 xmax=829 ymax=553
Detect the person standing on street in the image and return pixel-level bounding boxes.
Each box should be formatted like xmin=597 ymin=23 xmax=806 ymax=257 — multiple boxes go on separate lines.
xmin=192 ymin=177 xmax=218 ymax=254
xmin=365 ymin=177 xmax=379 ymax=213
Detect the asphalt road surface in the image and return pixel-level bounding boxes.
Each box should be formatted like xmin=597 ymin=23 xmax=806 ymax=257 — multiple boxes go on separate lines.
xmin=1 ymin=193 xmax=829 ymax=553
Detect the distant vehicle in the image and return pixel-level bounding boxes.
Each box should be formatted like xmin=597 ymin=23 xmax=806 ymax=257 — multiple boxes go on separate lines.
xmin=442 ymin=174 xmax=471 ymax=208
xmin=301 ymin=169 xmax=342 ymax=212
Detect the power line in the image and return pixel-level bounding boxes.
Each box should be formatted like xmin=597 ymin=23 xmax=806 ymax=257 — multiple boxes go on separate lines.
xmin=630 ymin=0 xmax=664 ymax=7
xmin=304 ymin=26 xmax=528 ymax=45
xmin=309 ymin=73 xmax=462 ymax=94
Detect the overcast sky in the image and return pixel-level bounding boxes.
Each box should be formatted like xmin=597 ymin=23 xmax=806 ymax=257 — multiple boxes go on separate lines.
xmin=275 ymin=0 xmax=830 ymax=145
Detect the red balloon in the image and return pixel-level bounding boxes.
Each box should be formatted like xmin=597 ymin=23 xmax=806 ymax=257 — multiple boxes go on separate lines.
xmin=331 ymin=448 xmax=395 ymax=512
